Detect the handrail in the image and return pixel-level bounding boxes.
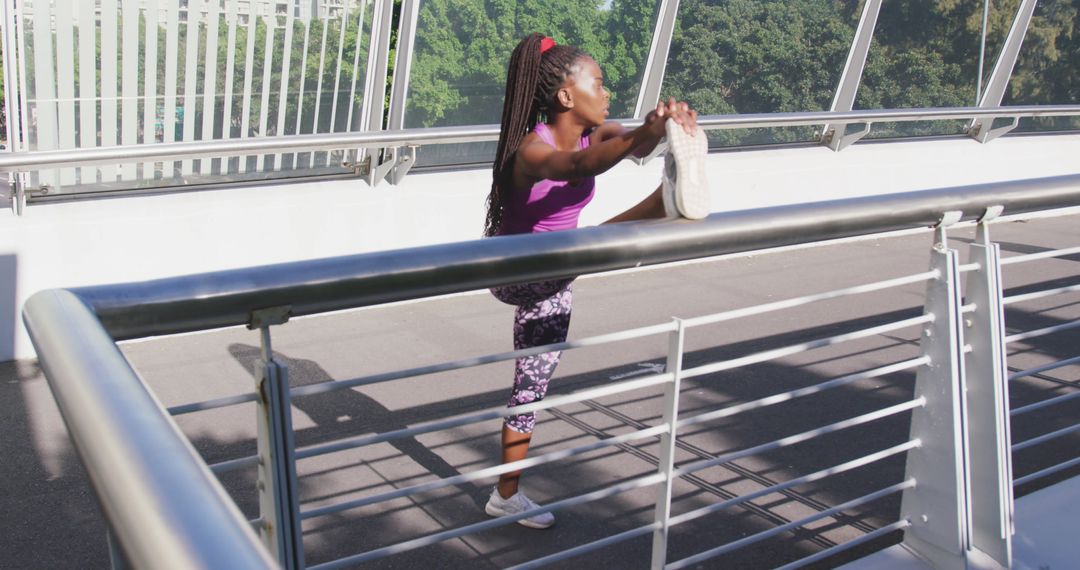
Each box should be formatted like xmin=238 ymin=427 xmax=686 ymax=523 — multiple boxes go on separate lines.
xmin=19 ymin=173 xmax=1080 ymax=569
xmin=62 ymin=173 xmax=1080 ymax=341
xmin=1 ymin=105 xmax=1078 ymax=172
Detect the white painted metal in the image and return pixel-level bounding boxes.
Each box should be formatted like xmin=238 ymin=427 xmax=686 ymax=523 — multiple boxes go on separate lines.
xmin=963 ymin=223 xmax=1014 ymax=567
xmin=969 ymin=0 xmax=1039 ymax=143
xmin=1 ymin=0 xmax=23 ymax=150
xmin=181 ymin=0 xmax=202 ymax=176
xmin=899 ymin=230 xmax=973 ymax=569
xmin=347 ymin=0 xmax=373 ymax=132
xmin=310 ymin=16 xmax=329 ymax=167
xmin=650 ymin=319 xmax=684 ymax=570
xmin=633 ymin=0 xmax=680 ymax=120
xmin=274 ymin=1 xmax=295 ymax=171
xmin=222 ymin=0 xmax=239 ymax=172
xmin=143 ymin=2 xmax=161 ymax=180
xmin=327 ymin=0 xmax=350 ymax=152
xmin=293 ymin=19 xmax=312 ymax=167
xmin=99 ymin=0 xmax=120 ymax=183
xmin=163 ymin=0 xmax=181 ymax=177
xmin=202 ymin=0 xmax=221 ymax=174
xmin=30 ymin=0 xmax=59 ymax=188
xmin=54 ymin=0 xmax=76 ymax=187
xmin=821 ymin=0 xmax=882 ymax=151
xmin=121 ymin=0 xmax=140 ymax=181
xmin=256 ymin=15 xmax=276 ymax=171
xmin=240 ymin=4 xmax=259 ymax=173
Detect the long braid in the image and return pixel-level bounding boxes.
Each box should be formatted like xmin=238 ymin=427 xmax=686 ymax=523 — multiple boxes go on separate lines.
xmin=484 ymin=34 xmax=586 ymax=237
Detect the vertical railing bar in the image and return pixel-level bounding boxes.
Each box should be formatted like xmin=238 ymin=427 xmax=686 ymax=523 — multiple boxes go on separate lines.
xmin=30 ymin=0 xmax=60 ymax=190
xmin=293 ymin=19 xmax=311 ymax=167
xmin=273 ymin=1 xmax=295 ymax=172
xmin=120 ymin=0 xmax=139 ymax=181
xmin=326 ymin=0 xmax=350 ymax=157
xmin=1 ymin=0 xmax=24 ymax=151
xmin=53 ymin=0 xmax=77 ymax=187
xmin=142 ymin=1 xmax=160 ymax=181
xmin=201 ymin=0 xmax=220 ymax=175
xmin=344 ymin=0 xmax=369 ymax=134
xmin=255 ymin=13 xmax=275 ymax=171
xmin=100 ymin=0 xmax=119 ymax=182
xmin=221 ymin=0 xmax=238 ymax=172
xmin=180 ymin=0 xmax=201 ymax=176
xmin=14 ymin=0 xmax=33 ymax=157
xmin=163 ymin=0 xmax=180 ymax=178
xmin=309 ymin=15 xmax=330 ymax=167
xmin=650 ymin=318 xmax=684 ymax=569
xmin=239 ymin=1 xmax=258 ymax=174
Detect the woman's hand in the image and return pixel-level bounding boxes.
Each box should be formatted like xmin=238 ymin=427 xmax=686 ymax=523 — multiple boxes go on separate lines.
xmin=644 ymin=97 xmax=700 ymax=138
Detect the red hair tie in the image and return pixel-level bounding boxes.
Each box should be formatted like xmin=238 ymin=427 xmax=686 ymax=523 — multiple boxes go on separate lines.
xmin=540 ymin=36 xmax=557 ymax=54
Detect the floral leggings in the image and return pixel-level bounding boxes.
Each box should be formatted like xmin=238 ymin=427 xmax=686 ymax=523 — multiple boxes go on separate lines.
xmin=490 ymin=278 xmax=574 ymax=433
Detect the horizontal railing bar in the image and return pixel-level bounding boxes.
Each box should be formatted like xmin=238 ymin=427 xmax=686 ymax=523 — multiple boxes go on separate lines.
xmin=209 ymin=455 xmax=261 ymax=475
xmin=1011 ymin=423 xmax=1080 ymax=452
xmin=1000 ymin=245 xmax=1080 ymax=266
xmin=167 ymin=392 xmax=259 ymax=415
xmin=299 ymin=423 xmax=670 ymax=520
xmin=291 ymin=322 xmax=675 ymax=398
xmin=681 ymin=271 xmax=938 ymax=329
xmin=1005 ymin=319 xmax=1080 ymax=344
xmin=59 ymin=174 xmax=1080 ymax=342
xmin=668 ymin=440 xmax=920 ymax=529
xmin=20 ymin=291 xmax=276 ymax=568
xmin=666 ymin=479 xmax=916 ymax=569
xmin=295 ymin=372 xmax=673 ymax=460
xmin=958 ymin=262 xmax=981 ymax=273
xmin=506 ymin=523 xmax=660 ymax=570
xmin=1003 ymin=283 xmax=1080 ymax=305
xmin=682 ymin=315 xmax=933 ymax=380
xmin=1011 ymin=390 xmax=1080 ymax=416
xmin=1009 ymin=355 xmax=1080 ymax=381
xmin=1013 ymin=456 xmax=1080 ymax=487
xmin=679 ymin=358 xmax=928 ymax=430
xmin=773 ymin=518 xmax=912 ymax=570
xmin=674 ymin=398 xmax=924 ymax=479
xmin=308 ymin=472 xmax=667 ymax=569
xmin=2 ymin=106 xmax=1077 ymax=173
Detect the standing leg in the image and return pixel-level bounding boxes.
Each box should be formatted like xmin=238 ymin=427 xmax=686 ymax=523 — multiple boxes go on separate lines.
xmin=603 ymin=184 xmax=666 ymax=224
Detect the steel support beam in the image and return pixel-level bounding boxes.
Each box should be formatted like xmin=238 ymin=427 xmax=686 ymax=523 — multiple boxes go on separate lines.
xmin=969 ymin=0 xmax=1039 ymax=143
xmin=821 ymin=0 xmax=883 ymax=151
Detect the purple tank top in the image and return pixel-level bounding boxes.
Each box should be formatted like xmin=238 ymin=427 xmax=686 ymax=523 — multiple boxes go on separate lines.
xmin=498 ymin=123 xmax=596 ymax=235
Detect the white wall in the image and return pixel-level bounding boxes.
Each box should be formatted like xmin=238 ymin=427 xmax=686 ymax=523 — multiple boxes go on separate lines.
xmin=2 ymin=133 xmax=1079 ymax=361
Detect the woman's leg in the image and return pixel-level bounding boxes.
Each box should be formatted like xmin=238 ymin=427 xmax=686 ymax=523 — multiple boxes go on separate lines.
xmin=490 ymin=280 xmax=574 ymax=498
xmin=603 ymin=184 xmax=665 ymax=224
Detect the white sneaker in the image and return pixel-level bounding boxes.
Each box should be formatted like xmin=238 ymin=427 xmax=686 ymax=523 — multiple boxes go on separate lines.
xmin=662 ymin=118 xmax=710 ymax=220
xmin=484 ymin=487 xmax=555 ymax=529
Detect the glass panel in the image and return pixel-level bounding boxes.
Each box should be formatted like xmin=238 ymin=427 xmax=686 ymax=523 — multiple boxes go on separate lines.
xmin=857 ymin=1 xmax=985 ymax=139
xmin=405 ymin=0 xmax=662 ymax=168
xmin=662 ymin=0 xmax=858 ymax=148
xmin=1004 ymin=0 xmax=1080 ymax=133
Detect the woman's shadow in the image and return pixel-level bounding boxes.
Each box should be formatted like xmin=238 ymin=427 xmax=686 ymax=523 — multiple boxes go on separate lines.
xmin=227 ymin=343 xmax=489 ymax=511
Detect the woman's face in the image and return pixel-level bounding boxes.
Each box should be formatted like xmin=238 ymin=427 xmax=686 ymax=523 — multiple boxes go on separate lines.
xmin=563 ymin=56 xmax=610 ymax=127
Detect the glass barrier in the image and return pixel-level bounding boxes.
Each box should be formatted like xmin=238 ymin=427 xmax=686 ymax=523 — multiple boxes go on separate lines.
xmin=13 ymin=0 xmax=377 ymax=195
xmin=662 ymin=0 xmax=857 ymax=148
xmin=1006 ymin=0 xmax=1080 ymax=133
xmin=405 ymin=0 xmax=661 ymax=168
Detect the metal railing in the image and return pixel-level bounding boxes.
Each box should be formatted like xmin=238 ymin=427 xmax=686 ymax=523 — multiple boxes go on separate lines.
xmin=21 ymin=173 xmax=1080 ymax=568
xmin=4 ymin=105 xmax=1080 ymax=214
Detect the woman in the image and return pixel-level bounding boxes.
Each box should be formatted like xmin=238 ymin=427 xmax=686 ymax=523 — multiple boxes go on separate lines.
xmin=484 ymin=32 xmax=708 ymax=528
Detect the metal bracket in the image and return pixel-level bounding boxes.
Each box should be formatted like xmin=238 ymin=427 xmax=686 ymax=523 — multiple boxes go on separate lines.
xmin=969 ymin=116 xmax=1019 ymax=144
xmin=823 ymin=122 xmax=872 ymax=152
xmin=387 ymin=145 xmax=419 ymax=185
xmin=342 ymin=152 xmax=372 ymax=178
xmin=935 ymin=210 xmax=964 ymax=228
xmin=978 ymin=205 xmax=1004 ymax=224
xmin=10 ymin=172 xmax=27 ymax=216
xmin=367 ymin=146 xmax=398 ymax=186
xmin=248 ymin=305 xmax=292 ymax=330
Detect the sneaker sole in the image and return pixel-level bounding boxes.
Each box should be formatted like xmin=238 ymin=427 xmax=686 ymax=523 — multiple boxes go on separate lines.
xmin=484 ymin=503 xmax=555 ymax=529
xmin=664 ymin=119 xmax=710 ymax=220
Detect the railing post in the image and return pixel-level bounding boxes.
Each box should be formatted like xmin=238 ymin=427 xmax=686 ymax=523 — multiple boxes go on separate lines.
xmin=899 ymin=215 xmax=975 ymax=569
xmin=251 ymin=308 xmax=304 ymax=570
xmin=651 ymin=318 xmax=685 ymax=570
xmin=962 ymin=209 xmax=1014 ymax=568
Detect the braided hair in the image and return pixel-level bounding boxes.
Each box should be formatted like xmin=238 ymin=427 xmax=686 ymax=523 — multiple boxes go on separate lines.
xmin=484 ymin=33 xmax=587 ymax=237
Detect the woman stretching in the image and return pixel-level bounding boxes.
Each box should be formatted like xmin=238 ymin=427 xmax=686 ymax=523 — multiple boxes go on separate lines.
xmin=483 ymin=33 xmax=709 ymax=529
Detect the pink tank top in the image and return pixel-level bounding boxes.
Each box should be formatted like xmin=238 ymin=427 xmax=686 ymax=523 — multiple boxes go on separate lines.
xmin=498 ymin=123 xmax=596 ymax=235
